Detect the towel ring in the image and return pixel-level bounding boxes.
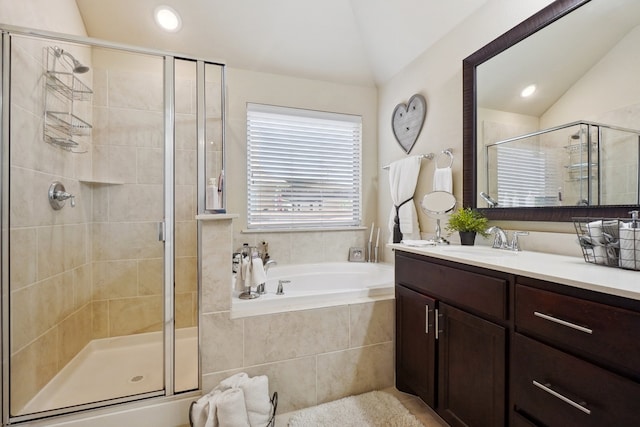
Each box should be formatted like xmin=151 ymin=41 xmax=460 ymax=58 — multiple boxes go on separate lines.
xmin=436 ymin=149 xmax=453 ymax=169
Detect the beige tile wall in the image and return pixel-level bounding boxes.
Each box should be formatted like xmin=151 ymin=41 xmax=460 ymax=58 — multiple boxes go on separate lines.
xmin=201 ymin=219 xmax=394 ymax=414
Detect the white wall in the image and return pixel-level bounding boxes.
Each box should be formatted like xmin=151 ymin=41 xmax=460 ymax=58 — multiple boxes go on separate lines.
xmin=377 ymin=0 xmax=559 ymax=260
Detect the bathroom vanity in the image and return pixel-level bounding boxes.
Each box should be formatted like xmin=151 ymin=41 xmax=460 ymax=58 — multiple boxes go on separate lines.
xmin=391 ymin=244 xmax=640 ymax=427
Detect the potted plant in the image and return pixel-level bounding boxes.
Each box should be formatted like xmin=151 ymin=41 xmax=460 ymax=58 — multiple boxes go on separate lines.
xmin=445 ymin=207 xmax=489 ymax=245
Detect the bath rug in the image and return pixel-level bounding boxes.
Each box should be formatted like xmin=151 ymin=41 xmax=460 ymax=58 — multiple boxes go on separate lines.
xmin=287 ymin=390 xmax=423 ymax=427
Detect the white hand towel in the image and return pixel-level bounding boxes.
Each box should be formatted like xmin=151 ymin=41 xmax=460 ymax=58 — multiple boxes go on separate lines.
xmin=190 ymin=396 xmax=211 ymax=427
xmin=216 ymin=388 xmax=250 ymax=427
xmin=239 ymin=375 xmax=272 ymax=427
xmin=219 ymin=372 xmax=249 ymax=390
xmin=433 ymin=166 xmax=453 ymax=192
xmin=250 ymin=258 xmax=267 ymax=288
xmin=387 ymin=156 xmax=422 ymax=242
xmin=204 ymin=391 xmax=222 ymax=427
xmin=619 ymin=223 xmax=640 ymax=270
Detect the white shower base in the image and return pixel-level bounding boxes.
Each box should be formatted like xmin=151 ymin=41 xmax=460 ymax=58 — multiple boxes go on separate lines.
xmin=21 ymin=327 xmax=198 ymax=415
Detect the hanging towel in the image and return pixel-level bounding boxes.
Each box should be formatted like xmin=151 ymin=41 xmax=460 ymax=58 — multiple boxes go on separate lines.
xmin=387 ymin=156 xmax=422 ymax=243
xmin=433 ymin=166 xmax=453 ymax=192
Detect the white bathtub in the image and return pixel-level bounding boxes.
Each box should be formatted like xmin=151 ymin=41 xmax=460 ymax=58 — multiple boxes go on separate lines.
xmin=231 ymin=262 xmax=394 ymax=318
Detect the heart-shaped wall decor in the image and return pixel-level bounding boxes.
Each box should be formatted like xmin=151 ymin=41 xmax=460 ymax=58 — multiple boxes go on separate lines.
xmin=392 ymin=94 xmax=427 ymax=154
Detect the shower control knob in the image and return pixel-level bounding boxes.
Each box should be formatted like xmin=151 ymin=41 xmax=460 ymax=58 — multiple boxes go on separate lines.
xmin=48 ymin=181 xmax=76 ymax=210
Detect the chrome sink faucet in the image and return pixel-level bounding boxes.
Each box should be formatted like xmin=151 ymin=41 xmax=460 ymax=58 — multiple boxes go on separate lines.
xmin=486 ymin=226 xmax=529 ymax=251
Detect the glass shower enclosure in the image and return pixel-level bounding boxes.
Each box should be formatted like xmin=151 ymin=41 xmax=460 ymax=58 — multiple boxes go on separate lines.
xmin=0 ymin=26 xmax=224 ymax=424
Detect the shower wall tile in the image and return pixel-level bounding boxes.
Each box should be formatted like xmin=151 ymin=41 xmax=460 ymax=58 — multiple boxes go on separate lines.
xmin=175 ymin=292 xmax=194 ymax=328
xmin=136 ymin=147 xmax=163 ymax=184
xmin=108 ymin=184 xmax=163 ymax=222
xmin=10 ymin=328 xmax=58 ymax=414
xmin=91 ymin=142 xmax=109 ymax=182
xmin=37 ymin=224 xmax=87 ymax=280
xmin=92 ymin=260 xmax=138 ymax=300
xmin=92 ymin=222 xmax=163 ymax=261
xmin=108 ymin=70 xmax=163 ymax=112
xmin=349 ymin=300 xmax=394 ymax=348
xmin=316 ymin=342 xmax=394 ymax=404
xmin=175 ymin=256 xmax=197 ymax=294
xmin=11 ymin=273 xmax=74 ymax=351
xmin=175 ymin=149 xmax=197 ymax=185
xmin=201 ymin=311 xmax=244 ymax=373
xmin=176 ymin=220 xmax=198 ymax=258
xmin=176 ymin=114 xmax=197 ymax=150
xmin=108 ymin=145 xmax=137 ymax=183
xmin=10 ymin=44 xmax=45 ymax=120
xmin=93 ymin=68 xmax=108 ymax=107
xmin=175 ymin=185 xmax=196 ymax=221
xmin=73 ymin=264 xmax=92 ymax=309
xmin=243 ymin=307 xmax=350 ymax=365
xmin=58 ymin=304 xmax=92 ymax=368
xmin=138 ymin=258 xmax=163 ymax=296
xmin=92 ymin=300 xmax=109 ymax=339
xmin=9 ymin=227 xmax=37 ymax=290
xmin=109 ymin=295 xmax=163 ymax=336
xmin=107 ymin=108 xmax=163 ymax=148
xmin=91 ymin=185 xmax=109 ymax=222
xmin=175 ymin=79 xmax=194 ymax=115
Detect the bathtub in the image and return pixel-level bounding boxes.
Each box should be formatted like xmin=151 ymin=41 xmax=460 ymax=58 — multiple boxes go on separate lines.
xmin=231 ymin=262 xmax=394 ymax=318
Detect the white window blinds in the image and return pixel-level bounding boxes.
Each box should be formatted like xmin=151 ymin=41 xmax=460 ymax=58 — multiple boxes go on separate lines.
xmin=496 ymin=146 xmax=560 ymax=207
xmin=247 ymin=103 xmax=362 ymax=230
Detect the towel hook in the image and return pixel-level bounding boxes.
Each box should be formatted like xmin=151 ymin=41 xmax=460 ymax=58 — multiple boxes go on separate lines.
xmin=436 ymin=149 xmax=453 ymax=169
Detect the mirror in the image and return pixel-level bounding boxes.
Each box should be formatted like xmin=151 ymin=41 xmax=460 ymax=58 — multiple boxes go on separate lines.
xmin=420 ymin=191 xmax=457 ymax=244
xmin=463 ymin=0 xmax=640 ymax=221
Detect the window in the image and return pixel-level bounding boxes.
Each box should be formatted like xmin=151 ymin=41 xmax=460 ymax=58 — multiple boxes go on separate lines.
xmin=247 ymin=103 xmax=362 ymax=230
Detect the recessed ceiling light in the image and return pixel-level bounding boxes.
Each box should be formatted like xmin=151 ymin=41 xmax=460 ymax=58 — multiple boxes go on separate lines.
xmin=154 ymin=6 xmax=182 ymax=32
xmin=520 ymin=84 xmax=537 ymax=98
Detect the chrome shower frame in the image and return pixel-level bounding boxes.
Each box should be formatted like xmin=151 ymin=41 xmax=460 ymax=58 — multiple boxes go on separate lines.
xmin=0 ymin=24 xmax=225 ymax=425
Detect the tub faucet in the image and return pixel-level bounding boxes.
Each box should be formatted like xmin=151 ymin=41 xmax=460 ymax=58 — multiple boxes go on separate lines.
xmin=264 ymin=259 xmax=277 ymax=273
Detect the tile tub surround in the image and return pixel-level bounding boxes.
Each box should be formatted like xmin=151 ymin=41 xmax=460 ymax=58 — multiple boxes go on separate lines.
xmin=199 ymin=217 xmax=395 ymax=414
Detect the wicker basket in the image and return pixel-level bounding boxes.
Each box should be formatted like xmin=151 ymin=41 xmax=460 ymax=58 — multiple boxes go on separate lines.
xmin=573 ymin=217 xmax=640 ymax=271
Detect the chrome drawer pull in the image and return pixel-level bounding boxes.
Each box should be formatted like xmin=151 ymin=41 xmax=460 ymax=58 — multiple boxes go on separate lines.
xmin=533 ymin=311 xmax=593 ymax=334
xmin=533 ymin=380 xmax=591 ymax=415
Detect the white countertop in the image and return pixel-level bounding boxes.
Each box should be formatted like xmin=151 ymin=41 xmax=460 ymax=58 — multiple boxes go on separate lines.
xmin=390 ymin=243 xmax=640 ymax=301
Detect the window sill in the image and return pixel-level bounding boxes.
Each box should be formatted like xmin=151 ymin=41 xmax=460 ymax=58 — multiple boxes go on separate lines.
xmin=242 ymin=226 xmax=367 ymax=233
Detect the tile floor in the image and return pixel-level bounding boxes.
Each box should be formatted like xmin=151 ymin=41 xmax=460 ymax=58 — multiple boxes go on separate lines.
xmin=275 ymin=387 xmax=449 ymax=426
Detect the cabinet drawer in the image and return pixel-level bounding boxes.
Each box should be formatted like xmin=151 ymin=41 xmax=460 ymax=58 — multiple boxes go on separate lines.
xmin=515 ymin=284 xmax=640 ymax=375
xmin=396 ymin=253 xmax=506 ymax=320
xmin=513 ymin=333 xmax=640 ymax=427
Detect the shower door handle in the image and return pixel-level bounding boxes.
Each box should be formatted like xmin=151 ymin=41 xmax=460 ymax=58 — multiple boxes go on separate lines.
xmin=157 ymin=221 xmax=166 ymax=242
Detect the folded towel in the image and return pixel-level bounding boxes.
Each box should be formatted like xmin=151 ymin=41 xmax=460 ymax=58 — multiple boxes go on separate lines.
xmin=433 ymin=166 xmax=452 ymax=192
xmin=239 ymin=375 xmax=272 ymax=427
xmin=219 ymin=372 xmax=249 ymax=390
xmin=387 ymin=156 xmax=422 ymax=242
xmin=190 ymin=395 xmax=211 ymax=427
xmin=217 ymin=388 xmax=250 ymax=427
xmin=238 ymin=258 xmax=250 ymax=288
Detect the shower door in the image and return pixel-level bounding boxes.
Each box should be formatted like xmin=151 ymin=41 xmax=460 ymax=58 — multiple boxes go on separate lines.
xmin=2 ymin=32 xmax=179 ymax=422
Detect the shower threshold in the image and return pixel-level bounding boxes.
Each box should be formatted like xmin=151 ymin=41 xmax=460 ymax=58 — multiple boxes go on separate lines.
xmin=18 ymin=327 xmax=197 ymax=416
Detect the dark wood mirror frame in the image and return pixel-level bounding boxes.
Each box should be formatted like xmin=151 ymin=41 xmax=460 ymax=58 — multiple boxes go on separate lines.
xmin=462 ymin=0 xmax=639 ymax=222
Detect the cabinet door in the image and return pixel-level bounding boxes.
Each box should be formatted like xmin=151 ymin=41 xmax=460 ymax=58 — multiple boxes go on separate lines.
xmin=395 ymin=285 xmax=436 ymax=407
xmin=438 ymin=303 xmax=506 ymax=427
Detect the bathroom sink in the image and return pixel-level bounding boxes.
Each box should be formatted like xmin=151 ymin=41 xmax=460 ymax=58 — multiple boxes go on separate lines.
xmin=440 ymin=246 xmax=519 ymax=259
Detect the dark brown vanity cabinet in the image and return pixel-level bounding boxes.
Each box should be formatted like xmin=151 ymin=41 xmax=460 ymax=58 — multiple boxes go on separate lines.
xmin=395 ymin=252 xmax=508 ymax=427
xmin=513 ymin=281 xmax=640 ymax=426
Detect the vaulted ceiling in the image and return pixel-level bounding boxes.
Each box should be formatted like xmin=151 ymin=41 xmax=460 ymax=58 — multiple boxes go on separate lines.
xmin=75 ymin=0 xmax=488 ymax=86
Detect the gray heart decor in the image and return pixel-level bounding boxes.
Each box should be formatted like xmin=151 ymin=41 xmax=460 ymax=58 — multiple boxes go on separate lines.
xmin=392 ymin=94 xmax=427 ymax=154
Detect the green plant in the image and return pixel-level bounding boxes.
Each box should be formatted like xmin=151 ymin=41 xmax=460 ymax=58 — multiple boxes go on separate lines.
xmin=445 ymin=207 xmax=489 ymax=237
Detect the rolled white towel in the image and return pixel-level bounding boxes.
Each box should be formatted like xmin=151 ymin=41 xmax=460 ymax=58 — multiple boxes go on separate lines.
xmin=190 ymin=396 xmax=210 ymax=427
xmin=250 ymin=258 xmax=267 ymax=288
xmin=219 ymin=372 xmax=249 ymax=390
xmin=216 ymin=388 xmax=250 ymax=427
xmin=239 ymin=375 xmax=272 ymax=427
